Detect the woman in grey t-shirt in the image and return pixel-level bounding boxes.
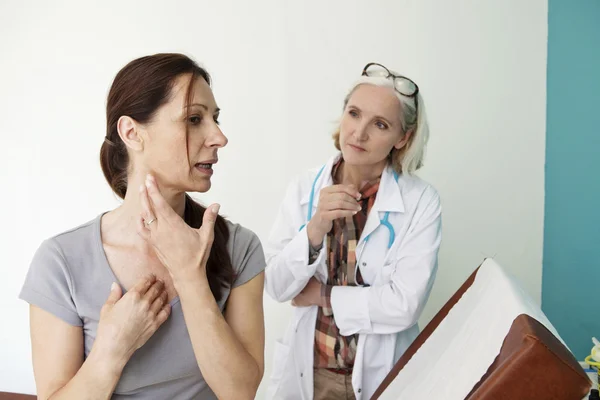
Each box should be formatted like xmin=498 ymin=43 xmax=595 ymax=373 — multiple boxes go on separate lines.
xmin=19 ymin=53 xmax=266 ymax=399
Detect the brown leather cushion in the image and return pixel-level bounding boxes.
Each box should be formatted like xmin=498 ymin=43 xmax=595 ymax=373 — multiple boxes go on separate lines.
xmin=372 ymin=263 xmax=591 ymax=399
xmin=0 ymin=392 xmax=36 ymax=400
xmin=467 ymin=314 xmax=590 ymax=399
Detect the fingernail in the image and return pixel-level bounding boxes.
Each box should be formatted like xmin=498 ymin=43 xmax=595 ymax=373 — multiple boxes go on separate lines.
xmin=139 ymin=184 xmax=144 ymax=193
xmin=353 ymin=211 xmax=358 ymax=215
xmin=212 ymin=204 xmax=220 ymax=214
xmin=111 ymin=282 xmax=118 ymax=291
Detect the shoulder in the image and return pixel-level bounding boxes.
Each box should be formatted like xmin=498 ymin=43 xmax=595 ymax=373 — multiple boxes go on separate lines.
xmin=397 ymin=173 xmax=441 ymax=210
xmin=36 ymin=215 xmax=100 ymax=262
xmin=223 ymin=220 xmax=266 ymax=285
xmin=288 ymin=165 xmax=327 ymax=194
xmin=281 ymin=161 xmax=334 ymax=207
xmin=225 ymin=220 xmax=261 ymax=251
xmin=224 ymin=220 xmax=264 ymax=269
xmin=21 ymin=217 xmax=100 ymax=327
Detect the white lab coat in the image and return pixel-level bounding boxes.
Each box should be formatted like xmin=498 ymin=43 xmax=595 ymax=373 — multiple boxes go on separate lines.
xmin=264 ymin=154 xmax=442 ymax=400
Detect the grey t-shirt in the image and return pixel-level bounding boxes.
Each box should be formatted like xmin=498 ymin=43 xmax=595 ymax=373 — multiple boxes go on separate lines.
xmin=19 ymin=213 xmax=265 ymax=399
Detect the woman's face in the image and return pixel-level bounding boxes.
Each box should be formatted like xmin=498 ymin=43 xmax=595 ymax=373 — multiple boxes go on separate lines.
xmin=339 ymin=84 xmax=410 ymax=168
xmin=137 ymin=74 xmax=227 ymax=193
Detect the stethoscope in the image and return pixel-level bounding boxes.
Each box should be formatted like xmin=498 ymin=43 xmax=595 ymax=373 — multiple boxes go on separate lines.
xmin=299 ymin=164 xmax=399 ymax=249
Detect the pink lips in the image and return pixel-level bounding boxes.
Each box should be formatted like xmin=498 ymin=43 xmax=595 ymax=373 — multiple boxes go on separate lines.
xmin=349 ymin=144 xmax=366 ymax=152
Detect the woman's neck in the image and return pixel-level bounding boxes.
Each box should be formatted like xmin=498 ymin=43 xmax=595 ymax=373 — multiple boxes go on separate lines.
xmin=103 ymin=173 xmax=186 ymax=245
xmin=338 ymin=159 xmax=387 ymax=189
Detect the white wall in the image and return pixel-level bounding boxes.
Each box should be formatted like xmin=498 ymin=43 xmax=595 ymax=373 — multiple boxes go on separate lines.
xmin=0 ymin=0 xmax=548 ymax=397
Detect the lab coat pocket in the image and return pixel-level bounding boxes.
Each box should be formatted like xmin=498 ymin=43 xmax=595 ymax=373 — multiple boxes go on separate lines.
xmin=379 ymin=261 xmax=396 ymax=284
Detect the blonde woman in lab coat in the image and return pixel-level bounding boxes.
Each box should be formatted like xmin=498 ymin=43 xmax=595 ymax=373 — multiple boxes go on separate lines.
xmin=264 ymin=63 xmax=442 ymax=400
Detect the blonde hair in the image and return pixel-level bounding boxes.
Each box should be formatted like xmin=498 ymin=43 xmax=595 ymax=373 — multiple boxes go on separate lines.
xmin=332 ymin=74 xmax=429 ymax=174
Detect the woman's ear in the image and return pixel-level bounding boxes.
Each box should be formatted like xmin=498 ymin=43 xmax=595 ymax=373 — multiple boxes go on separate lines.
xmin=394 ymin=129 xmax=413 ymax=150
xmin=117 ymin=116 xmax=144 ymax=152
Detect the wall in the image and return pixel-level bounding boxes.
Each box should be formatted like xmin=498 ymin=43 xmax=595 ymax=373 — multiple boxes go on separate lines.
xmin=542 ymin=0 xmax=600 ymax=360
xmin=0 ymin=0 xmax=548 ymax=396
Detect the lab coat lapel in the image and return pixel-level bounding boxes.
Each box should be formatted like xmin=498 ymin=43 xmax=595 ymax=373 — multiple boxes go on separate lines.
xmin=357 ymin=165 xmax=405 ymax=255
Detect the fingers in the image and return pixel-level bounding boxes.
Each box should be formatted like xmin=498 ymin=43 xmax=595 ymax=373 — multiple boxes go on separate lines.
xmin=136 ymin=215 xmax=151 ymax=241
xmin=105 ymin=282 xmax=122 ymax=306
xmin=347 ymin=184 xmax=361 ymax=199
xmin=156 ymin=304 xmax=172 ymax=324
xmin=291 ymin=297 xmax=308 ymax=308
xmin=150 ymin=290 xmax=168 ymax=314
xmin=320 ymin=185 xmax=362 ymax=213
xmin=323 ymin=184 xmax=361 ymax=200
xmin=145 ymin=174 xmax=174 ymax=221
xmin=131 ymin=274 xmax=157 ymax=295
xmin=144 ymin=279 xmax=165 ymax=304
xmin=199 ymin=204 xmax=219 ymax=242
xmin=320 ymin=192 xmax=362 ymax=212
xmin=322 ymin=210 xmax=359 ymax=221
xmin=139 ymin=184 xmax=156 ymax=228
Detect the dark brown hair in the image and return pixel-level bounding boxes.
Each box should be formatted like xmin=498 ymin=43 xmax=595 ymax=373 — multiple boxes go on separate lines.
xmin=100 ymin=53 xmax=234 ymax=301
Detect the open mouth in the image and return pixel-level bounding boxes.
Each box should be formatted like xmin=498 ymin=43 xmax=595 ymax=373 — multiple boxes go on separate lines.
xmin=195 ymin=162 xmax=214 ymax=175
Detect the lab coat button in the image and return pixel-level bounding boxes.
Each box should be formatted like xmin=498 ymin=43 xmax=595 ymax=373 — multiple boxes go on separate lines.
xmin=300 ymin=373 xmax=303 ymax=377
xmin=358 ymin=388 xmax=362 ymax=393
xmin=362 ymin=262 xmax=366 ymax=266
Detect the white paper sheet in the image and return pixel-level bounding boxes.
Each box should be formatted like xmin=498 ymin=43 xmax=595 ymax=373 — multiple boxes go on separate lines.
xmin=379 ymin=258 xmax=567 ymax=400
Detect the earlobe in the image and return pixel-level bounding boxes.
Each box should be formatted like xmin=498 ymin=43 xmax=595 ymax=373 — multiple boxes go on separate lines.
xmin=117 ymin=116 xmax=144 ymax=151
